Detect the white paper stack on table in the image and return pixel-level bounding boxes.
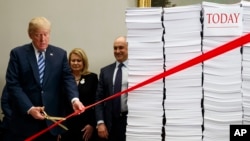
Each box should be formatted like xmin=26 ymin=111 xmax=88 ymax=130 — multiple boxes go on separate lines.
xmin=241 ymin=0 xmax=250 ymax=125
xmin=202 ymin=2 xmax=243 ymax=141
xmin=163 ymin=4 xmax=203 ymax=141
xmin=126 ymin=7 xmax=164 ymax=141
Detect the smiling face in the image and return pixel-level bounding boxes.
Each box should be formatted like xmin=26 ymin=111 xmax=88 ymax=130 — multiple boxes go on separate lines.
xmin=113 ymin=36 xmax=128 ymax=63
xmin=69 ymin=53 xmax=84 ymax=73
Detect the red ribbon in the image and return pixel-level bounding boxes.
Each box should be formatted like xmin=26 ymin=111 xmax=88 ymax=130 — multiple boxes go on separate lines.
xmin=25 ymin=33 xmax=250 ymax=141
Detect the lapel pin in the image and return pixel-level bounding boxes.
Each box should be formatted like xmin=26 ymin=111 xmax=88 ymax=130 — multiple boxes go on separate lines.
xmin=80 ymin=79 xmax=85 ymax=84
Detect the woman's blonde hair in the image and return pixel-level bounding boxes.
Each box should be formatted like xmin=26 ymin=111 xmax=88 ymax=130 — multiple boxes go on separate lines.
xmin=68 ymin=48 xmax=90 ymax=75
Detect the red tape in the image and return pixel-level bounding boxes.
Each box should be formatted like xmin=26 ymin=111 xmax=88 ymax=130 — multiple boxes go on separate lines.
xmin=25 ymin=33 xmax=250 ymax=141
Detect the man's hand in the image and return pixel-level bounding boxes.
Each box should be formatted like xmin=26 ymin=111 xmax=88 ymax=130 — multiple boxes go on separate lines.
xmin=28 ymin=106 xmax=46 ymax=120
xmin=72 ymin=99 xmax=85 ymax=114
xmin=97 ymin=123 xmax=109 ymax=139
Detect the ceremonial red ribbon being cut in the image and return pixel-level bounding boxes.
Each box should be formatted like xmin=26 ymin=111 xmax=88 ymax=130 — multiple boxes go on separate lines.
xmin=25 ymin=33 xmax=250 ymax=141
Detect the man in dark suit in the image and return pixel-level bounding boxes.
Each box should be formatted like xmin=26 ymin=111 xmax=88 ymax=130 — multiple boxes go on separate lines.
xmin=5 ymin=17 xmax=84 ymax=141
xmin=95 ymin=36 xmax=128 ymax=141
xmin=1 ymin=85 xmax=12 ymax=141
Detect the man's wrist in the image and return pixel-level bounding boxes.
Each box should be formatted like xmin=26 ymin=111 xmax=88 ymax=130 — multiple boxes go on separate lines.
xmin=27 ymin=106 xmax=35 ymax=114
xmin=71 ymin=98 xmax=80 ymax=104
xmin=96 ymin=120 xmax=104 ymax=129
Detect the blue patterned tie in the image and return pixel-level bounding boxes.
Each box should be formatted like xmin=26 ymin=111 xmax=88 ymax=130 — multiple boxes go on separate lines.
xmin=113 ymin=63 xmax=123 ymax=117
xmin=38 ymin=52 xmax=45 ymax=85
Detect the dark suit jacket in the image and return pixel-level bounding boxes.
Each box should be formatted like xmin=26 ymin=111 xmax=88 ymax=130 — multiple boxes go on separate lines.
xmin=63 ymin=73 xmax=98 ymax=141
xmin=95 ymin=62 xmax=116 ymax=132
xmin=1 ymin=85 xmax=12 ymax=130
xmin=5 ymin=43 xmax=79 ymax=137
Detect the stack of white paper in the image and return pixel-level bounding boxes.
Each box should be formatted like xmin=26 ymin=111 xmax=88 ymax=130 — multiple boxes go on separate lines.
xmin=163 ymin=4 xmax=203 ymax=141
xmin=126 ymin=7 xmax=163 ymax=42
xmin=125 ymin=2 xmax=248 ymax=141
xmin=202 ymin=2 xmax=243 ymax=141
xmin=126 ymin=7 xmax=164 ymax=141
xmin=241 ymin=0 xmax=250 ymax=125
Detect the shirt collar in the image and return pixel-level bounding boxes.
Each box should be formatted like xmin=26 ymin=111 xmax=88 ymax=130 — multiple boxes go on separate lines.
xmin=32 ymin=43 xmax=46 ymax=53
xmin=116 ymin=60 xmax=128 ymax=68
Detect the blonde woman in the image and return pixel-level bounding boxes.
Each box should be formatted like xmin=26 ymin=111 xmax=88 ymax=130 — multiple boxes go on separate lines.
xmin=61 ymin=48 xmax=98 ymax=141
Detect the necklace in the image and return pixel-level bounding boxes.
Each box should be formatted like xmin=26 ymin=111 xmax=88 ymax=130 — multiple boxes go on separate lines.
xmin=75 ymin=75 xmax=81 ymax=81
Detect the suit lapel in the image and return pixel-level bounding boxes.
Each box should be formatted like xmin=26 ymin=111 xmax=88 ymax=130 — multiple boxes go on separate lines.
xmin=109 ymin=63 xmax=116 ymax=95
xmin=27 ymin=44 xmax=40 ymax=85
xmin=43 ymin=46 xmax=54 ymax=86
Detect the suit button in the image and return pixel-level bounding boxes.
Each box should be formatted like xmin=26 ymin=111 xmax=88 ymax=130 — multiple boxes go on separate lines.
xmin=41 ymin=91 xmax=44 ymax=94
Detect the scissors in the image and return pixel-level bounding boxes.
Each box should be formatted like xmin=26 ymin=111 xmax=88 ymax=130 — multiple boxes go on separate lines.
xmin=41 ymin=110 xmax=68 ymax=131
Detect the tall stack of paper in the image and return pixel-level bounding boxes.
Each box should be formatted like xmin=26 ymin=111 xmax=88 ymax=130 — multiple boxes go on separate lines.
xmin=202 ymin=2 xmax=243 ymax=141
xmin=241 ymin=0 xmax=250 ymax=125
xmin=163 ymin=4 xmax=203 ymax=141
xmin=125 ymin=7 xmax=164 ymax=141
